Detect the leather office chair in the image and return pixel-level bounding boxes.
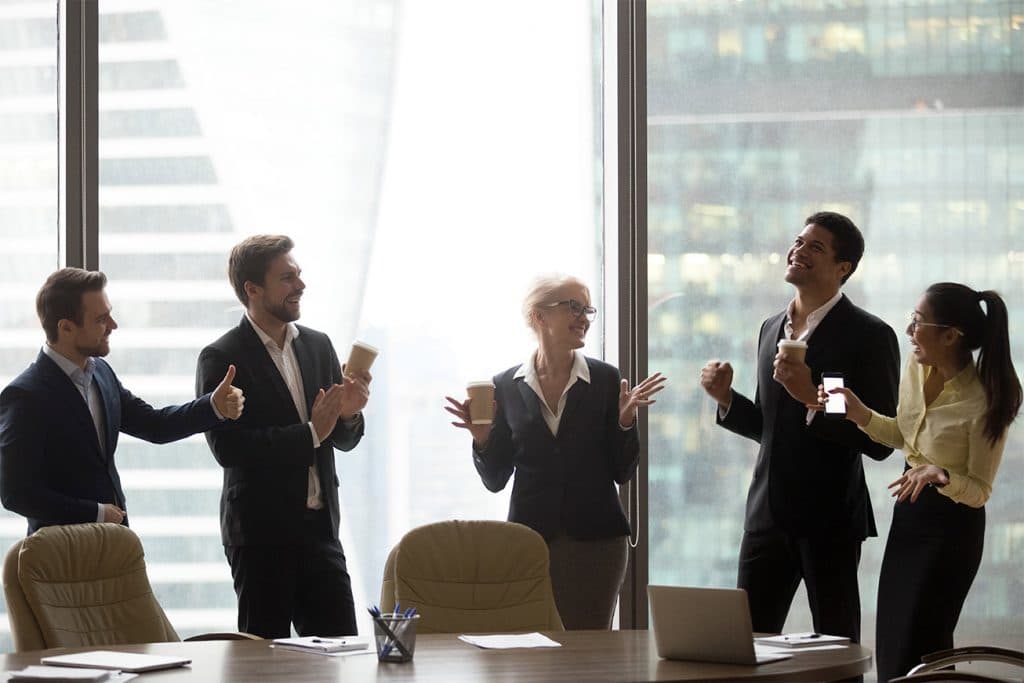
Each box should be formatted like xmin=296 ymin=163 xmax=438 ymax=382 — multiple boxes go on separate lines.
xmin=889 ymin=646 xmax=1024 ymax=682
xmin=379 ymin=519 xmax=563 ymax=634
xmin=2 ymin=523 xmax=257 ymax=652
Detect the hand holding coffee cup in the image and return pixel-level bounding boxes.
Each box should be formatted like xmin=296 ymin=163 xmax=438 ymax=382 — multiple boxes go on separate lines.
xmin=773 ymin=339 xmax=816 ymax=404
xmin=466 ymin=382 xmax=496 ymax=425
xmin=444 ymin=382 xmax=496 ymax=449
xmin=345 ymin=340 xmax=378 ymax=378
xmin=776 ymin=339 xmax=807 ymax=363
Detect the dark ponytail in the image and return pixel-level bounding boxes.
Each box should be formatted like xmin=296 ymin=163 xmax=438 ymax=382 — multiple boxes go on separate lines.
xmin=925 ymin=283 xmax=1022 ymax=446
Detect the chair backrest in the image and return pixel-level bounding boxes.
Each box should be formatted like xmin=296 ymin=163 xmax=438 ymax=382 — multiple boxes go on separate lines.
xmin=379 ymin=520 xmax=563 ymax=634
xmin=2 ymin=523 xmax=179 ymax=651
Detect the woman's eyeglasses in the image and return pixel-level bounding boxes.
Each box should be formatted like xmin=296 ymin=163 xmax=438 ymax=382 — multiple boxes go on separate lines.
xmin=544 ymin=299 xmax=598 ymax=322
xmin=908 ymin=313 xmax=963 ymax=336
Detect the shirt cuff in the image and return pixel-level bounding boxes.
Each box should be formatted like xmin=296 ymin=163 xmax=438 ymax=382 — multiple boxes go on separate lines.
xmin=96 ymin=503 xmax=104 ymax=523
xmin=717 ymin=400 xmax=731 ymax=420
xmin=209 ymin=395 xmax=226 ymax=421
xmin=308 ymin=422 xmax=321 ymax=449
xmin=805 ymin=408 xmax=816 ymax=426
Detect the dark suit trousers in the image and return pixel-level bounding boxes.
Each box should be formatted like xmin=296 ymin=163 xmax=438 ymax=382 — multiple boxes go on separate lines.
xmin=224 ymin=510 xmax=356 ymax=639
xmin=875 ymin=483 xmax=984 ymax=683
xmin=738 ymin=528 xmax=862 ymax=644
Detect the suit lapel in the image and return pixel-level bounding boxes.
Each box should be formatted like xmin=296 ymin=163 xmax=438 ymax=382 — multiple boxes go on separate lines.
xmin=93 ymin=364 xmax=118 ymax=461
xmin=35 ymin=352 xmax=105 ymax=460
xmin=291 ymin=331 xmax=321 ymax=414
xmin=238 ymin=317 xmax=302 ymax=422
xmin=804 ymin=294 xmax=850 ymax=368
xmin=761 ymin=312 xmax=787 ymax=420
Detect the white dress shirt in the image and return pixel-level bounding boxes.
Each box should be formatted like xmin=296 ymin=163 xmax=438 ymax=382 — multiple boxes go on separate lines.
xmin=514 ymin=350 xmax=591 ymax=437
xmin=246 ymin=314 xmax=324 ymax=510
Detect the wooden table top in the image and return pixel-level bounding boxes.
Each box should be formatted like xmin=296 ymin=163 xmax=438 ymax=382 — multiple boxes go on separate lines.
xmin=0 ymin=630 xmax=872 ymax=682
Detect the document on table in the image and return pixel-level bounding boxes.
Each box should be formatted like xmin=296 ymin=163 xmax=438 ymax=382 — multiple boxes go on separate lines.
xmin=458 ymin=633 xmax=562 ymax=649
xmin=755 ymin=643 xmax=848 ymax=655
xmin=5 ymin=667 xmax=137 ymax=681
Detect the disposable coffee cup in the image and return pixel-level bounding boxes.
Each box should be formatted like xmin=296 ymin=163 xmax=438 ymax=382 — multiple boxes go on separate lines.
xmin=345 ymin=340 xmax=378 ymax=377
xmin=466 ymin=381 xmax=496 ymax=424
xmin=777 ymin=339 xmax=808 ymax=362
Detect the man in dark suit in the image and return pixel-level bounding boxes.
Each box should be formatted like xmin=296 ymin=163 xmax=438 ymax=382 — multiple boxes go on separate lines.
xmin=196 ymin=235 xmax=371 ymax=639
xmin=0 ymin=268 xmax=244 ymax=535
xmin=700 ymin=212 xmax=899 ymax=645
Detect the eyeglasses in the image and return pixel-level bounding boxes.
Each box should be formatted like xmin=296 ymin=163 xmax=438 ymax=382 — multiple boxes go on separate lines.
xmin=908 ymin=313 xmax=963 ymax=336
xmin=544 ymin=299 xmax=597 ymax=322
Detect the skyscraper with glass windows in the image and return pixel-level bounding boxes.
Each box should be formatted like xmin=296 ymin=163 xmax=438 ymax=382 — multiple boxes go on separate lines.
xmin=646 ymin=0 xmax=1023 ymax=652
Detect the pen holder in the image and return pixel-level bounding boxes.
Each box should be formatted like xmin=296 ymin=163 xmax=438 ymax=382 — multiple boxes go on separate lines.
xmin=372 ymin=613 xmax=419 ymax=663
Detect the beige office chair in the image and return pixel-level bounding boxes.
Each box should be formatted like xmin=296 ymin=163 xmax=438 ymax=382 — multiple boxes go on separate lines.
xmin=2 ymin=523 xmax=258 ymax=652
xmin=889 ymin=646 xmax=1024 ymax=682
xmin=379 ymin=519 xmax=563 ymax=634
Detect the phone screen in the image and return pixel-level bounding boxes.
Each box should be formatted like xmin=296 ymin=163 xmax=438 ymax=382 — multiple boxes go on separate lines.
xmin=823 ymin=375 xmax=846 ymax=415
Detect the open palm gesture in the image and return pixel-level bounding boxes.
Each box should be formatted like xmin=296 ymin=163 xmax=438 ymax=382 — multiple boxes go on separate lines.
xmin=618 ymin=372 xmax=667 ymax=428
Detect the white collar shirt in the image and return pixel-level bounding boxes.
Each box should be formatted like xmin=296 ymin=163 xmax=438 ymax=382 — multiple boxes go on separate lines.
xmin=784 ymin=290 xmax=843 ymax=342
xmin=514 ymin=349 xmax=590 ymax=437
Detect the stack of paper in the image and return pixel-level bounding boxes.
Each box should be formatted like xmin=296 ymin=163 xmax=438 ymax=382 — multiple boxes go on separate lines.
xmin=7 ymin=666 xmax=115 ymax=681
xmin=270 ymin=636 xmax=370 ymax=654
xmin=754 ymin=633 xmax=850 ymax=649
xmin=457 ymin=633 xmax=562 ymax=649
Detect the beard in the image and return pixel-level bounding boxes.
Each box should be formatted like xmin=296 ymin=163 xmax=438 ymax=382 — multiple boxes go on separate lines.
xmin=76 ymin=337 xmax=110 ymax=358
xmin=263 ymin=298 xmax=301 ymax=323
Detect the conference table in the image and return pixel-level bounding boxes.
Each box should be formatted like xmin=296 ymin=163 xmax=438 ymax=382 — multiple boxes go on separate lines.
xmin=0 ymin=630 xmax=872 ymax=682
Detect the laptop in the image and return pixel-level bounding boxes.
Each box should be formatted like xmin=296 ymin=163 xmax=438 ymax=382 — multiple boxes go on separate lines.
xmin=647 ymin=585 xmax=791 ymax=665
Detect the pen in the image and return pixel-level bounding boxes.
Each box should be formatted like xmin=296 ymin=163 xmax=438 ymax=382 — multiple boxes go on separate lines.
xmin=311 ymin=638 xmax=340 ymax=644
xmin=783 ymin=633 xmax=820 ymax=640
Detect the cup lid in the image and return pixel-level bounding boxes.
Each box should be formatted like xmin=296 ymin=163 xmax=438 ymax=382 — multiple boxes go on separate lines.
xmin=776 ymin=339 xmax=807 ymax=348
xmin=467 ymin=381 xmax=495 ymax=388
xmin=351 ymin=340 xmax=379 ymax=353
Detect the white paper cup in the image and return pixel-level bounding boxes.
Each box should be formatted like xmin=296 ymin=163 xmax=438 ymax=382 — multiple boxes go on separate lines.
xmin=776 ymin=339 xmax=808 ymax=362
xmin=345 ymin=340 xmax=378 ymax=376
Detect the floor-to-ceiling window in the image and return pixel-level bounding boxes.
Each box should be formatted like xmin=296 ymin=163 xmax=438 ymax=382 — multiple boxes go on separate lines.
xmin=0 ymin=0 xmax=61 ymax=629
xmin=82 ymin=0 xmax=607 ymax=641
xmin=646 ymin=0 xmax=1023 ymax=667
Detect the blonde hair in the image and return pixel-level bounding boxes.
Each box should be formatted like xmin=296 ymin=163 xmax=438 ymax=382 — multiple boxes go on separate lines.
xmin=522 ymin=274 xmax=590 ymax=332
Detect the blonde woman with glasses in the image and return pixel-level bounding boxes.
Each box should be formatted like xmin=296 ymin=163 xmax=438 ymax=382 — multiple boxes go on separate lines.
xmin=446 ymin=274 xmax=666 ymax=629
xmin=814 ymin=282 xmax=1021 ymax=682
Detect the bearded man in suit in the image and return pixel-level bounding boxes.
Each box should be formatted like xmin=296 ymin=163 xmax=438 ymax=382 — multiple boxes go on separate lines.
xmin=197 ymin=235 xmax=371 ymax=639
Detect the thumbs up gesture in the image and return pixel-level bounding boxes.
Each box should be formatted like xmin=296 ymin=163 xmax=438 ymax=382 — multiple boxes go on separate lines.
xmin=212 ymin=364 xmax=245 ymax=420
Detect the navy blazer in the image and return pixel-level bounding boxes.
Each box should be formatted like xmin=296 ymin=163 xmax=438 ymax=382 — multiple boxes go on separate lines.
xmin=719 ymin=294 xmax=900 ymax=540
xmin=474 ymin=356 xmax=639 ymax=541
xmin=0 ymin=350 xmax=220 ymax=535
xmin=196 ymin=317 xmax=363 ymax=547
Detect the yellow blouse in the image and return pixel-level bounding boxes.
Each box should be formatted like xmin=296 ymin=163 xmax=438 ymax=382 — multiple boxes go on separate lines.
xmin=862 ymin=358 xmax=1005 ymax=508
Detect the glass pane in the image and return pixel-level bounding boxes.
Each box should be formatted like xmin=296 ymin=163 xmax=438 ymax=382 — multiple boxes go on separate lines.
xmin=648 ymin=0 xmax=1023 ymax=664
xmin=0 ymin=0 xmax=59 ymax=652
xmin=97 ymin=0 xmax=604 ymax=637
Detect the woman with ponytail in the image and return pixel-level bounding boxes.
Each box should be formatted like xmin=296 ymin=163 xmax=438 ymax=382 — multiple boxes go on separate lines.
xmin=814 ymin=282 xmax=1021 ymax=682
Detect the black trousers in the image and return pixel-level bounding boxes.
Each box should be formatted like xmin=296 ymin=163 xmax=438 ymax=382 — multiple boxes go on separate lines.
xmin=738 ymin=528 xmax=863 ymax=644
xmin=224 ymin=513 xmax=357 ymax=639
xmin=875 ymin=482 xmax=984 ymax=683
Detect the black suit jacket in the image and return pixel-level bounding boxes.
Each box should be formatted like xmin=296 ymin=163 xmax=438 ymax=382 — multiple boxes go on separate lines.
xmin=474 ymin=356 xmax=639 ymax=541
xmin=196 ymin=317 xmax=363 ymax=546
xmin=0 ymin=351 xmax=220 ymax=535
xmin=719 ymin=294 xmax=900 ymax=540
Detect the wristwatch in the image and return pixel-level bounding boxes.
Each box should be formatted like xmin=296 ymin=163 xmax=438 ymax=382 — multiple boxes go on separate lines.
xmin=934 ymin=468 xmax=950 ymax=488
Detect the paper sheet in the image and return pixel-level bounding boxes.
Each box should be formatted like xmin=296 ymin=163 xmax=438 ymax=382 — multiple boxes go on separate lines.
xmin=458 ymin=633 xmax=562 ymax=649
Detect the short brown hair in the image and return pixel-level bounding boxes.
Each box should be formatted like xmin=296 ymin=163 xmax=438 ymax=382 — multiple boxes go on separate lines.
xmin=36 ymin=268 xmax=108 ymax=343
xmin=228 ymin=235 xmax=294 ymax=305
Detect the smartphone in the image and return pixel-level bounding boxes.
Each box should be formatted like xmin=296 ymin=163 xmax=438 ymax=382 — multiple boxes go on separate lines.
xmin=822 ymin=372 xmax=846 ymax=417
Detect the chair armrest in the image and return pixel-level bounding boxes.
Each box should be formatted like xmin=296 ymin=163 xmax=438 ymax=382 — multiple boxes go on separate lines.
xmin=183 ymin=632 xmax=263 ymax=641
xmin=890 ymin=672 xmax=1008 ymax=682
xmin=920 ymin=646 xmax=1024 ymax=668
